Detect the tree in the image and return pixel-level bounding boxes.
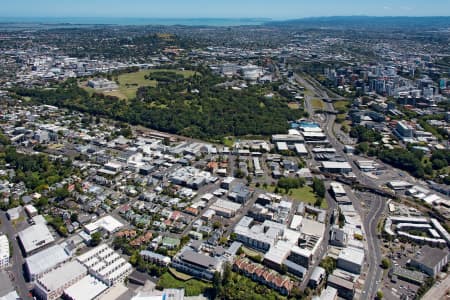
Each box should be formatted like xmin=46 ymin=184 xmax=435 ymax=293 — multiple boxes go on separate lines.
xmin=91 ymin=232 xmax=102 ymax=246
xmin=70 ymin=213 xmax=78 ymax=223
xmin=312 ymin=178 xmax=325 ymax=198
xmin=381 ymin=257 xmax=391 ymax=269
xmin=319 ymin=257 xmax=337 ymax=275
xmin=376 ymin=290 xmax=383 ymax=300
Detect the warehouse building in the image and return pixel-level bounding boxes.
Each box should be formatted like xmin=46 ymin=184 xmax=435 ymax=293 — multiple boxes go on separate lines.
xmin=327 ymin=274 xmax=354 ymax=300
xmin=83 ymin=215 xmax=124 ymax=235
xmin=63 ymin=275 xmax=108 ymax=300
xmin=25 ymin=245 xmax=71 ymax=281
xmin=34 ymin=261 xmax=87 ymax=300
xmin=210 ymin=199 xmax=242 ymax=218
xmin=321 ymin=161 xmax=352 ymax=174
xmin=409 ymin=245 xmax=449 ymax=277
xmin=18 ymin=224 xmax=55 ymax=256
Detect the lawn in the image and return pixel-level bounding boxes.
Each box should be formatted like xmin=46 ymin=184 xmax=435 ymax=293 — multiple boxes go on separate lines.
xmin=222 ymin=136 xmax=235 ymax=147
xmin=288 ymin=102 xmax=301 ymax=110
xmin=333 ymin=100 xmax=350 ymax=111
xmin=81 ymin=69 xmax=197 ymax=100
xmin=311 ymin=98 xmax=325 ymax=110
xmin=264 ymin=185 xmax=328 ymax=209
xmin=157 ymin=272 xmax=212 ymax=296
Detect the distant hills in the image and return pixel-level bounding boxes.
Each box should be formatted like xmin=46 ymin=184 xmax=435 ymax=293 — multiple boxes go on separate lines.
xmin=265 ymin=16 xmax=450 ymax=30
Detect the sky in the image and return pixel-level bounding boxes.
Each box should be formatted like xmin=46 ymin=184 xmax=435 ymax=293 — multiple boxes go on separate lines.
xmin=1 ymin=0 xmax=450 ymax=19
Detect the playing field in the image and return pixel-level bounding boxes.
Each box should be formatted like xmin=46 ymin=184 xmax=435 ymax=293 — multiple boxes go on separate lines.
xmin=82 ymin=69 xmax=197 ymax=100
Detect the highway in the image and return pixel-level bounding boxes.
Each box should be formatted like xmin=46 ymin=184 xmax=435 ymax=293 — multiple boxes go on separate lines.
xmin=295 ymin=72 xmax=387 ymax=299
xmin=0 ymin=212 xmax=32 ymax=299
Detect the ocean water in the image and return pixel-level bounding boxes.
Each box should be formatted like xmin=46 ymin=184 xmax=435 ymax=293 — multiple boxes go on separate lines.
xmin=0 ymin=17 xmax=269 ymax=27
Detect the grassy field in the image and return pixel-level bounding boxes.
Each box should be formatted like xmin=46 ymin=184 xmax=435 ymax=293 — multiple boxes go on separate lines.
xmin=333 ymin=100 xmax=350 ymax=111
xmin=81 ymin=69 xmax=197 ymax=100
xmin=169 ymin=267 xmax=193 ymax=281
xmin=265 ymin=185 xmax=328 ymax=209
xmin=158 ymin=272 xmax=211 ymax=296
xmin=288 ymin=102 xmax=301 ymax=110
xmin=311 ymin=98 xmax=325 ymax=110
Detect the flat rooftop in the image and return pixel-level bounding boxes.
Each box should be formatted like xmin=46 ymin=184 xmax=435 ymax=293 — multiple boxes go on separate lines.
xmin=63 ymin=275 xmax=108 ymax=300
xmin=18 ymin=224 xmax=55 ymax=254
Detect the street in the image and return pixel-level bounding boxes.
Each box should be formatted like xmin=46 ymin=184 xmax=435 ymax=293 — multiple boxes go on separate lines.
xmin=0 ymin=212 xmax=32 ymax=299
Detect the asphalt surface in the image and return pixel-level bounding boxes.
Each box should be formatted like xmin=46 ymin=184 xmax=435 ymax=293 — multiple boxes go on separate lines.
xmin=295 ymin=72 xmax=388 ymax=299
xmin=0 ymin=212 xmax=32 ymax=299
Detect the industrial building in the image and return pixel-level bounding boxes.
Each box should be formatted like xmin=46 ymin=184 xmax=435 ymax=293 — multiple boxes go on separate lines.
xmin=321 ymin=161 xmax=353 ymax=174
xmin=83 ymin=215 xmax=124 ymax=235
xmin=337 ymin=247 xmax=365 ymax=274
xmin=25 ymin=245 xmax=71 ymax=281
xmin=234 ymin=217 xmax=283 ymax=252
xmin=18 ymin=224 xmax=55 ymax=256
xmin=327 ymin=274 xmax=355 ymax=300
xmin=209 ymin=199 xmax=242 ymax=218
xmin=63 ymin=275 xmax=108 ymax=300
xmin=34 ymin=261 xmax=87 ymax=300
xmin=409 ymin=245 xmax=449 ymax=277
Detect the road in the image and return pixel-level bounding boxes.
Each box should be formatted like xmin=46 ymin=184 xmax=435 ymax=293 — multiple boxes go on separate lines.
xmin=295 ymin=71 xmax=388 ymax=298
xmin=0 ymin=212 xmax=32 ymax=299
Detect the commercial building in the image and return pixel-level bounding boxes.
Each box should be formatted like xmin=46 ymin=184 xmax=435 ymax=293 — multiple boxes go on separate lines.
xmin=0 ymin=235 xmax=9 ymax=269
xmin=84 ymin=215 xmax=124 ymax=235
xmin=18 ymin=224 xmax=55 ymax=256
xmin=327 ymin=274 xmax=355 ymax=300
xmin=288 ymin=246 xmax=312 ymax=268
xmin=77 ymin=244 xmax=132 ymax=286
xmin=229 ymin=183 xmax=252 ymax=204
xmin=321 ymin=162 xmax=352 ymax=174
xmin=308 ymin=266 xmax=326 ymax=288
xmin=209 ymin=199 xmax=242 ymax=218
xmin=316 ymin=286 xmax=338 ymax=300
xmin=337 ymin=247 xmax=365 ymax=274
xmin=25 ymin=245 xmax=71 ymax=281
xmin=329 ymin=182 xmax=346 ymax=198
xmin=409 ymin=245 xmax=449 ymax=277
xmin=63 ymin=275 xmax=108 ymax=300
xmin=395 ymin=121 xmax=414 ymax=140
xmin=34 ymin=261 xmax=87 ymax=300
xmin=171 ymin=247 xmax=223 ymax=281
xmin=234 ymin=217 xmax=283 ymax=252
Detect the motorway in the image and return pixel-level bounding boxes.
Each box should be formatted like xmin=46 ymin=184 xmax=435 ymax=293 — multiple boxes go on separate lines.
xmin=294 ymin=72 xmax=387 ymax=299
xmin=0 ymin=212 xmax=32 ymax=299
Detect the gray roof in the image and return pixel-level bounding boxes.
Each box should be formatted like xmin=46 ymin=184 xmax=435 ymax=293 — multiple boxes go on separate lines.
xmin=18 ymin=224 xmax=55 ymax=254
xmin=26 ymin=245 xmax=70 ymax=276
xmin=413 ymin=245 xmax=448 ymax=269
xmin=179 ymin=250 xmax=219 ymax=269
xmin=327 ymin=274 xmax=354 ymax=290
